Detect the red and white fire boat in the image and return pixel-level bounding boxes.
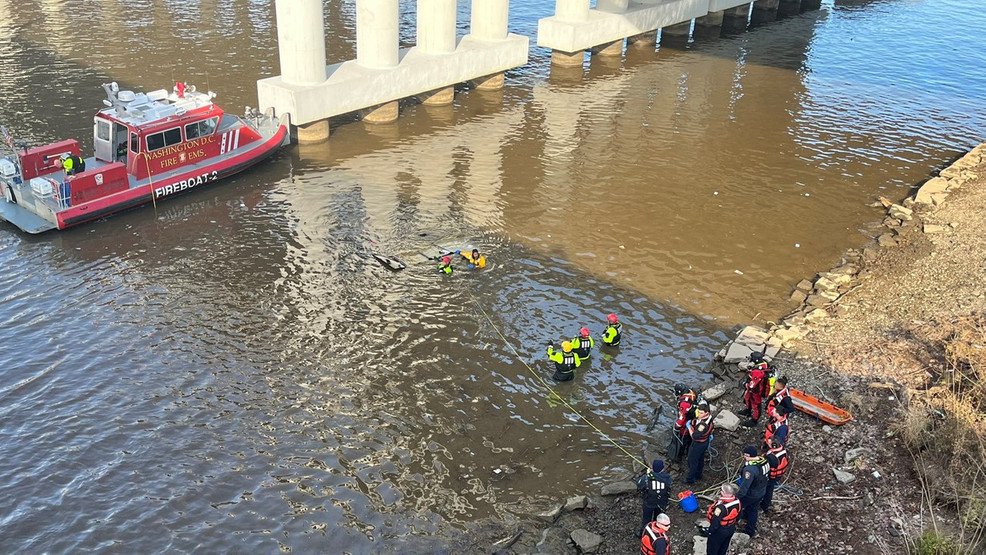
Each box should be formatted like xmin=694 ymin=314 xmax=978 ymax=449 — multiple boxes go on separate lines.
xmin=0 ymin=81 xmax=289 ymax=233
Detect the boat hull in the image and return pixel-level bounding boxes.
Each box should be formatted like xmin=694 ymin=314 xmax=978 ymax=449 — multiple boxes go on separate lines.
xmin=53 ymin=125 xmax=288 ymax=231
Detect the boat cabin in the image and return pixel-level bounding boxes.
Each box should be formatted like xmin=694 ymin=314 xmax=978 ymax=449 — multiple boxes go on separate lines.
xmin=94 ymin=82 xmax=246 ymax=181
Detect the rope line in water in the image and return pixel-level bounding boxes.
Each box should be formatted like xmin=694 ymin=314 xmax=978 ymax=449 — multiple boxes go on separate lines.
xmin=460 ymin=282 xmax=649 ymax=471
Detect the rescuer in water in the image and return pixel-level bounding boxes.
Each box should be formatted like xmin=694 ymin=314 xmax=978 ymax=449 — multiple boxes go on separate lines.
xmin=547 ymin=340 xmax=581 ymax=381
xmin=570 ymin=326 xmax=594 ymax=359
xmin=438 ymin=255 xmax=453 ymax=275
xmin=458 ymin=248 xmax=486 ymax=269
xmin=602 ymin=313 xmax=622 ymax=346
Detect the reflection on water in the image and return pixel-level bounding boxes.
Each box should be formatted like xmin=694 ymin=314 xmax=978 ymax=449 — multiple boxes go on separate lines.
xmin=1 ymin=0 xmax=985 ymax=550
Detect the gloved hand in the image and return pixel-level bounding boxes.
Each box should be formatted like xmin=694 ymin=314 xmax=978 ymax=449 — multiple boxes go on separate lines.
xmin=545 ymin=340 xmax=554 ymax=347
xmin=468 ymin=264 xmax=475 ymax=269
xmin=455 ymin=250 xmax=461 ymax=254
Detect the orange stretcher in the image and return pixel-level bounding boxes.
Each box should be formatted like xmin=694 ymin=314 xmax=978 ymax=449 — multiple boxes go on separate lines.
xmin=789 ymin=388 xmax=853 ymax=425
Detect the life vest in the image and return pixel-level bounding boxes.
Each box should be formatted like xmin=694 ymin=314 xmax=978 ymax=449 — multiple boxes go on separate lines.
xmin=640 ymin=522 xmax=670 ymax=555
xmin=708 ymin=496 xmax=741 ymax=527
xmin=690 ymin=414 xmax=714 ymax=443
xmin=767 ymin=447 xmax=789 ymax=479
xmin=766 ymin=387 xmax=790 ymax=415
xmin=571 ymin=336 xmax=592 ymax=357
xmin=438 ymin=263 xmax=452 ymax=275
xmin=604 ymin=322 xmax=622 ymax=345
xmin=765 ymin=416 xmax=789 ymax=446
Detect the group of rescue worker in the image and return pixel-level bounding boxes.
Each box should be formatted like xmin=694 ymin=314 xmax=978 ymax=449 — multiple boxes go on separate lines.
xmin=545 ymin=313 xmax=622 ymax=381
xmin=437 ymin=248 xmax=486 ymax=275
xmin=638 ymin=351 xmax=795 ymax=555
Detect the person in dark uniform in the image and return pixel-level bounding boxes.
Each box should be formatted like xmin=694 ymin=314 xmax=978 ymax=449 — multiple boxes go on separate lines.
xmin=570 ymin=326 xmax=594 ymax=359
xmin=546 ymin=341 xmax=581 ymax=381
xmin=637 ymin=459 xmax=671 ymax=538
xmin=640 ymin=513 xmax=671 ymax=555
xmin=685 ymin=402 xmax=714 ymax=484
xmin=760 ymin=438 xmax=790 ymax=515
xmin=706 ymin=483 xmax=741 ymax=555
xmin=736 ymin=445 xmax=770 ymax=538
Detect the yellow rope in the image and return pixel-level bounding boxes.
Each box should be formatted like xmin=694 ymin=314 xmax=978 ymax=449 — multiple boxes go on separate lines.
xmin=461 ymin=284 xmax=649 ymax=470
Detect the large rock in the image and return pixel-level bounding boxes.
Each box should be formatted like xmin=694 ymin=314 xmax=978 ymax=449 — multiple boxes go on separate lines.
xmin=732 ymin=532 xmax=752 ymax=551
xmin=923 ymin=224 xmax=949 ymax=234
xmin=537 ymin=502 xmax=563 ymax=522
xmin=570 ymin=529 xmax=601 ymax=553
xmin=692 ymin=535 xmax=708 ymax=555
xmin=814 ymin=276 xmax=839 ymax=293
xmin=601 ymin=480 xmax=638 ymax=496
xmin=789 ymin=289 xmax=808 ymax=304
xmin=773 ymin=326 xmax=804 ymax=344
xmin=536 ymin=526 xmax=572 ymax=553
xmin=805 ymin=308 xmax=829 ymax=323
xmin=805 ymin=294 xmax=831 ymax=308
xmin=888 ymin=203 xmax=913 ymax=221
xmin=702 ymin=383 xmax=730 ymax=402
xmin=795 ymin=278 xmax=813 ymax=292
xmin=564 ymin=495 xmax=587 ymax=512
xmin=714 ymin=410 xmax=741 ymax=432
xmin=914 ymin=177 xmax=949 ymax=204
xmin=833 ymin=468 xmax=856 ymax=484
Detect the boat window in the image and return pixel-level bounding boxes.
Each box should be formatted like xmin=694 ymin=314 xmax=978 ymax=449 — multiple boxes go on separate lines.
xmin=184 ymin=117 xmax=218 ymax=140
xmin=146 ymin=127 xmax=183 ymax=151
xmin=96 ymin=119 xmax=111 ymax=141
xmin=130 ymin=132 xmax=139 ymax=153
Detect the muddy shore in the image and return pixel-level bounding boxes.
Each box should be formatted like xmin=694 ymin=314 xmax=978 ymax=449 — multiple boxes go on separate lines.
xmin=472 ymin=142 xmax=986 ymax=554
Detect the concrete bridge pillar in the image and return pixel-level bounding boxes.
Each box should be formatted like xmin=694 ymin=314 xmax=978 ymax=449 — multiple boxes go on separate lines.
xmin=417 ymin=0 xmax=457 ymax=106
xmin=801 ymin=0 xmax=822 ymax=10
xmin=596 ymin=0 xmax=628 ymax=12
xmin=694 ymin=10 xmax=724 ymax=39
xmin=661 ymin=21 xmax=692 ymax=47
xmin=778 ymin=0 xmax=801 ymax=17
xmin=274 ymin=0 xmax=329 ymax=142
xmin=751 ymin=0 xmax=780 ymax=25
xmin=549 ymin=0 xmax=590 ymax=66
xmin=358 ymin=0 xmax=400 ymax=123
xmin=469 ymin=0 xmax=510 ymax=90
xmin=723 ymin=4 xmax=750 ymax=32
xmin=629 ymin=30 xmax=659 ymax=48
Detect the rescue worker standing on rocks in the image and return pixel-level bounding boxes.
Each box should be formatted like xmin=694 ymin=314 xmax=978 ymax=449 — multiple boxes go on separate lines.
xmin=602 ymin=313 xmax=622 ymax=346
xmin=685 ymin=401 xmax=714 ymax=484
xmin=760 ymin=437 xmax=789 ymax=515
xmin=765 ymin=376 xmax=795 ymax=417
xmin=763 ymin=405 xmax=790 ymax=450
xmin=640 ymin=513 xmax=671 ymax=555
xmin=736 ymin=445 xmax=770 ymax=538
xmin=706 ymin=483 xmax=741 ymax=555
xmin=740 ymin=352 xmax=770 ymax=427
xmin=546 ymin=340 xmax=581 ymax=381
xmin=570 ymin=327 xmax=594 ymax=359
xmin=637 ymin=459 xmax=671 ymax=538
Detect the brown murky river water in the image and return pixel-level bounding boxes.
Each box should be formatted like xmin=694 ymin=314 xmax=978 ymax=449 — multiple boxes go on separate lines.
xmin=0 ymin=0 xmax=984 ymax=551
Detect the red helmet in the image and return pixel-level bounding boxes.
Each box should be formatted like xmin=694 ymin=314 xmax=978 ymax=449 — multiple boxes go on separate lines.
xmin=579 ymin=327 xmax=590 ymax=338
xmin=606 ymin=313 xmax=618 ymax=324
xmin=441 ymin=256 xmax=451 ymax=264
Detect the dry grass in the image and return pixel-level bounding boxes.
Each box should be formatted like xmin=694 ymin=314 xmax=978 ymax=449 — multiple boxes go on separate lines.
xmin=897 ymin=315 xmax=986 ymax=554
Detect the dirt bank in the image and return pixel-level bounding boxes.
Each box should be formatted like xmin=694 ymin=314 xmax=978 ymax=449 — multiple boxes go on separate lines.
xmin=475 ymin=144 xmax=986 ymax=554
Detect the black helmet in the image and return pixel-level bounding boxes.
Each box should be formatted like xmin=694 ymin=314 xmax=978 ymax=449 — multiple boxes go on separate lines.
xmin=749 ymin=351 xmax=764 ymax=364
xmin=673 ymin=383 xmax=687 ymax=396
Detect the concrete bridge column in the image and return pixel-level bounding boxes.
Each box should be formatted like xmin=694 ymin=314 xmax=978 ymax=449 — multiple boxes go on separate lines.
xmin=778 ymin=0 xmax=801 ymax=17
xmin=801 ymin=0 xmax=822 ymax=10
xmin=470 ymin=0 xmax=509 ymax=89
xmin=357 ymin=0 xmax=400 ymax=123
xmin=661 ymin=20 xmax=692 ymax=47
xmin=550 ymin=0 xmax=590 ymax=66
xmin=274 ymin=0 xmax=329 ymax=142
xmin=629 ymin=30 xmax=659 ymax=48
xmin=694 ymin=10 xmax=724 ymax=40
xmin=723 ymin=4 xmax=751 ymax=32
xmin=751 ymin=0 xmax=780 ymax=25
xmin=417 ymin=0 xmax=457 ymax=106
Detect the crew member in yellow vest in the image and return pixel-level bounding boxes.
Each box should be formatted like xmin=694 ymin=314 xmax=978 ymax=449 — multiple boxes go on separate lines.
xmin=61 ymin=153 xmax=85 ymax=176
xmin=438 ymin=255 xmax=453 ymax=275
xmin=547 ymin=340 xmax=581 ymax=381
xmin=459 ymin=248 xmax=486 ymax=269
xmin=603 ymin=313 xmax=622 ymax=346
xmin=570 ymin=327 xmax=594 ymax=358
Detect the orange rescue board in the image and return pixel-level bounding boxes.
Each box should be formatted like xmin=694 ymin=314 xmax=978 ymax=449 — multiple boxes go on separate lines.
xmin=789 ymin=388 xmax=853 ymax=425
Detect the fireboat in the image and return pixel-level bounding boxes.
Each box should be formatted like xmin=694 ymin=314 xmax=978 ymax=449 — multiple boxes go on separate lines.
xmin=0 ymin=81 xmax=289 ymax=233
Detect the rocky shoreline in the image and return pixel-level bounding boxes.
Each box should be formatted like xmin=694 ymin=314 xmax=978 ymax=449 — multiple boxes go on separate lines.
xmin=476 ymin=142 xmax=986 ymax=554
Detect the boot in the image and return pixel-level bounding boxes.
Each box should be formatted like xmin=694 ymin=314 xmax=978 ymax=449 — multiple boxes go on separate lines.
xmin=742 ymin=418 xmax=759 ymax=427
xmin=738 ymin=408 xmax=752 ymax=417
